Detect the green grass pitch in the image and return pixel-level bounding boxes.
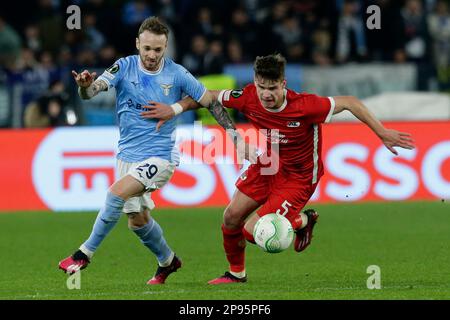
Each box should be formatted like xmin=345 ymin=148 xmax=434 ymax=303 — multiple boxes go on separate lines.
xmin=0 ymin=201 xmax=449 ymax=300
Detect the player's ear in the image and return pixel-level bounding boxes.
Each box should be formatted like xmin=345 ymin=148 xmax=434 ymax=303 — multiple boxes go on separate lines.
xmin=135 ymin=38 xmax=139 ymax=51
xmin=282 ymin=79 xmax=286 ymax=88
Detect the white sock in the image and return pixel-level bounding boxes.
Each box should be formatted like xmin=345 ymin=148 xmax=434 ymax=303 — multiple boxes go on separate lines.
xmin=159 ymin=251 xmax=175 ymax=267
xmin=230 ymin=270 xmax=246 ymax=278
xmin=299 ymin=212 xmax=308 ymax=229
xmin=79 ymin=244 xmax=94 ymax=260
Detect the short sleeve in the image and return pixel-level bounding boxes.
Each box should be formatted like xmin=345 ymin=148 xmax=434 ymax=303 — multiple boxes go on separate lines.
xmin=176 ymin=66 xmax=207 ymax=102
xmin=302 ymin=94 xmax=335 ymax=123
xmin=97 ymin=58 xmax=127 ymax=89
xmin=217 ymin=88 xmax=248 ymax=112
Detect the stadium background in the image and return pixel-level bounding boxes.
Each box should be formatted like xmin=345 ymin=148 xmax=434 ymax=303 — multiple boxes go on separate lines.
xmin=0 ymin=0 xmax=449 ymax=300
xmin=1 ymin=0 xmax=450 ymax=129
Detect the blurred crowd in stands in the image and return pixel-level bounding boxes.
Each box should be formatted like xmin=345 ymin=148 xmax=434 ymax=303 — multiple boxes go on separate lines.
xmin=0 ymin=0 xmax=449 ymax=127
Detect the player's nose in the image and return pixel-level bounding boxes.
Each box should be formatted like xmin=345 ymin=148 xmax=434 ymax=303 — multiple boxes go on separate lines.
xmin=262 ymin=90 xmax=271 ymax=99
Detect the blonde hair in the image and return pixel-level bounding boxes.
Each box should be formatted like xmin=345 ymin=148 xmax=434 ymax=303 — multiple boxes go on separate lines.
xmin=138 ymin=16 xmax=169 ymax=39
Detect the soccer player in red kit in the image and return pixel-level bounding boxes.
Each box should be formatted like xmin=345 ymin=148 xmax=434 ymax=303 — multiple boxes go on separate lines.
xmin=141 ymin=53 xmax=415 ymax=284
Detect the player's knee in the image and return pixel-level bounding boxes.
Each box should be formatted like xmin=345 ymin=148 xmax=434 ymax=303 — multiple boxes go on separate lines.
xmin=109 ymin=186 xmax=130 ymax=201
xmin=223 ymin=206 xmax=245 ymax=228
xmin=127 ymin=211 xmax=149 ymax=229
xmin=109 ymin=176 xmax=144 ymax=201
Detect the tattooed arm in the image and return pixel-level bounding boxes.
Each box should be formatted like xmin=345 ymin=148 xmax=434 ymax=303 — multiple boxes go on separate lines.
xmin=208 ymin=99 xmax=258 ymax=165
xmin=71 ymin=70 xmax=108 ymax=100
xmin=205 ymin=91 xmax=243 ymax=145
xmin=78 ymin=79 xmax=108 ymax=99
xmin=208 ymin=99 xmax=239 ymax=144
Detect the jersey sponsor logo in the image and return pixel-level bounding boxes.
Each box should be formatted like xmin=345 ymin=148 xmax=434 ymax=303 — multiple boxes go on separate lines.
xmin=287 ymin=121 xmax=301 ymax=127
xmin=160 ymin=84 xmax=173 ymax=96
xmin=264 ymin=130 xmax=289 ymax=144
xmin=106 ymin=64 xmax=120 ymax=74
xmin=231 ymin=89 xmax=243 ymax=98
xmin=126 ymin=98 xmax=144 ymax=110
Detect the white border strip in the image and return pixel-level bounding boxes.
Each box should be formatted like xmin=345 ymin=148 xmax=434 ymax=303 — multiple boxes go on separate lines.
xmin=312 ymin=124 xmax=319 ymax=184
xmin=325 ymin=97 xmax=335 ymax=123
xmin=196 ymin=87 xmax=208 ymax=103
xmin=217 ymin=90 xmax=226 ymax=103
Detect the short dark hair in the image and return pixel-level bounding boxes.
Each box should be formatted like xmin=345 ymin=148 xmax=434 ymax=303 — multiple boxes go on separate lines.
xmin=253 ymin=53 xmax=286 ymax=81
xmin=138 ymin=16 xmax=169 ymax=39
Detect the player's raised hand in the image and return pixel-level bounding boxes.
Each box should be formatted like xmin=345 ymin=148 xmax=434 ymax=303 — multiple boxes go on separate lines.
xmin=380 ymin=129 xmax=415 ymax=155
xmin=72 ymin=70 xmax=97 ymax=88
xmin=141 ymin=101 xmax=176 ymax=131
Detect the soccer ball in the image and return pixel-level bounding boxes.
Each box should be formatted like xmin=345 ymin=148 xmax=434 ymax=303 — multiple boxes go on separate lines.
xmin=253 ymin=213 xmax=294 ymax=253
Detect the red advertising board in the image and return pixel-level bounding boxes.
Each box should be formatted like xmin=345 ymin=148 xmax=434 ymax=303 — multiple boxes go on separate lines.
xmin=318 ymin=122 xmax=450 ymax=202
xmin=0 ymin=122 xmax=449 ymax=211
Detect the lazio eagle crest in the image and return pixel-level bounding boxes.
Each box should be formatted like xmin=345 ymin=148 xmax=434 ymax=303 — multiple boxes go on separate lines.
xmin=160 ymin=84 xmax=173 ymax=96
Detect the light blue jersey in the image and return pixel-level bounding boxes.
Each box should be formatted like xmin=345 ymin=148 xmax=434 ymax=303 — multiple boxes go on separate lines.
xmin=98 ymin=55 xmax=206 ymax=164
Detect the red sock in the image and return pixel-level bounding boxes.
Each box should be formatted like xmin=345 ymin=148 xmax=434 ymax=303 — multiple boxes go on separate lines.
xmin=291 ymin=213 xmax=303 ymax=230
xmin=222 ymin=224 xmax=246 ymax=273
xmin=242 ymin=227 xmax=255 ymax=244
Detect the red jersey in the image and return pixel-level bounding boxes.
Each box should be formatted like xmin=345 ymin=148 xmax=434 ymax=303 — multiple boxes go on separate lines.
xmin=219 ymin=84 xmax=335 ymax=183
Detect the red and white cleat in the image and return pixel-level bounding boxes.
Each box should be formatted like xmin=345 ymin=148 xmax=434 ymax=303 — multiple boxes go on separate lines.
xmin=294 ymin=209 xmax=319 ymax=252
xmin=147 ymin=255 xmax=182 ymax=285
xmin=208 ymin=272 xmax=247 ymax=285
xmin=58 ymin=251 xmax=90 ymax=274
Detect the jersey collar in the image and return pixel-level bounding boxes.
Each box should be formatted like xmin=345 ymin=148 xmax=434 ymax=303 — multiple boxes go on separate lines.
xmin=262 ymin=89 xmax=288 ymax=113
xmin=138 ymin=56 xmax=165 ymax=75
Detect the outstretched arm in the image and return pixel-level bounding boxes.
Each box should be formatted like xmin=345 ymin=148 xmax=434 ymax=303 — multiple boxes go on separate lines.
xmin=333 ymin=96 xmax=415 ymax=155
xmin=141 ymin=90 xmax=257 ymax=164
xmin=72 ymin=70 xmax=108 ymax=100
xmin=193 ymin=90 xmax=258 ymax=164
xmin=141 ymin=90 xmax=223 ymax=121
xmin=207 ymin=99 xmax=238 ymax=142
xmin=206 ymin=98 xmax=258 ymax=165
xmin=141 ymin=95 xmax=201 ymax=125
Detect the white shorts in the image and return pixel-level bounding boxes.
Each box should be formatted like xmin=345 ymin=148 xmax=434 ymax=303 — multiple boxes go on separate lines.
xmin=117 ymin=157 xmax=176 ymax=214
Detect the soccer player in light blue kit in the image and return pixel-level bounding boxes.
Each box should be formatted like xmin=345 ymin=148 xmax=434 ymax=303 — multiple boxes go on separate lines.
xmin=58 ymin=17 xmax=221 ymax=284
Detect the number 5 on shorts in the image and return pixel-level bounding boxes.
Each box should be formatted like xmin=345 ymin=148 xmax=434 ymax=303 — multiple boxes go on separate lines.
xmin=276 ymin=200 xmax=292 ymax=216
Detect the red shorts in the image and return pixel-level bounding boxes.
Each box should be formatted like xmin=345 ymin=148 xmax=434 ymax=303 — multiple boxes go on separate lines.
xmin=236 ymin=163 xmax=319 ymax=229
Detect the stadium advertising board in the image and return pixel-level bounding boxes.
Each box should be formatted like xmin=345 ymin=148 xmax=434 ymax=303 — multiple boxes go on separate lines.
xmin=0 ymin=122 xmax=449 ymax=211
